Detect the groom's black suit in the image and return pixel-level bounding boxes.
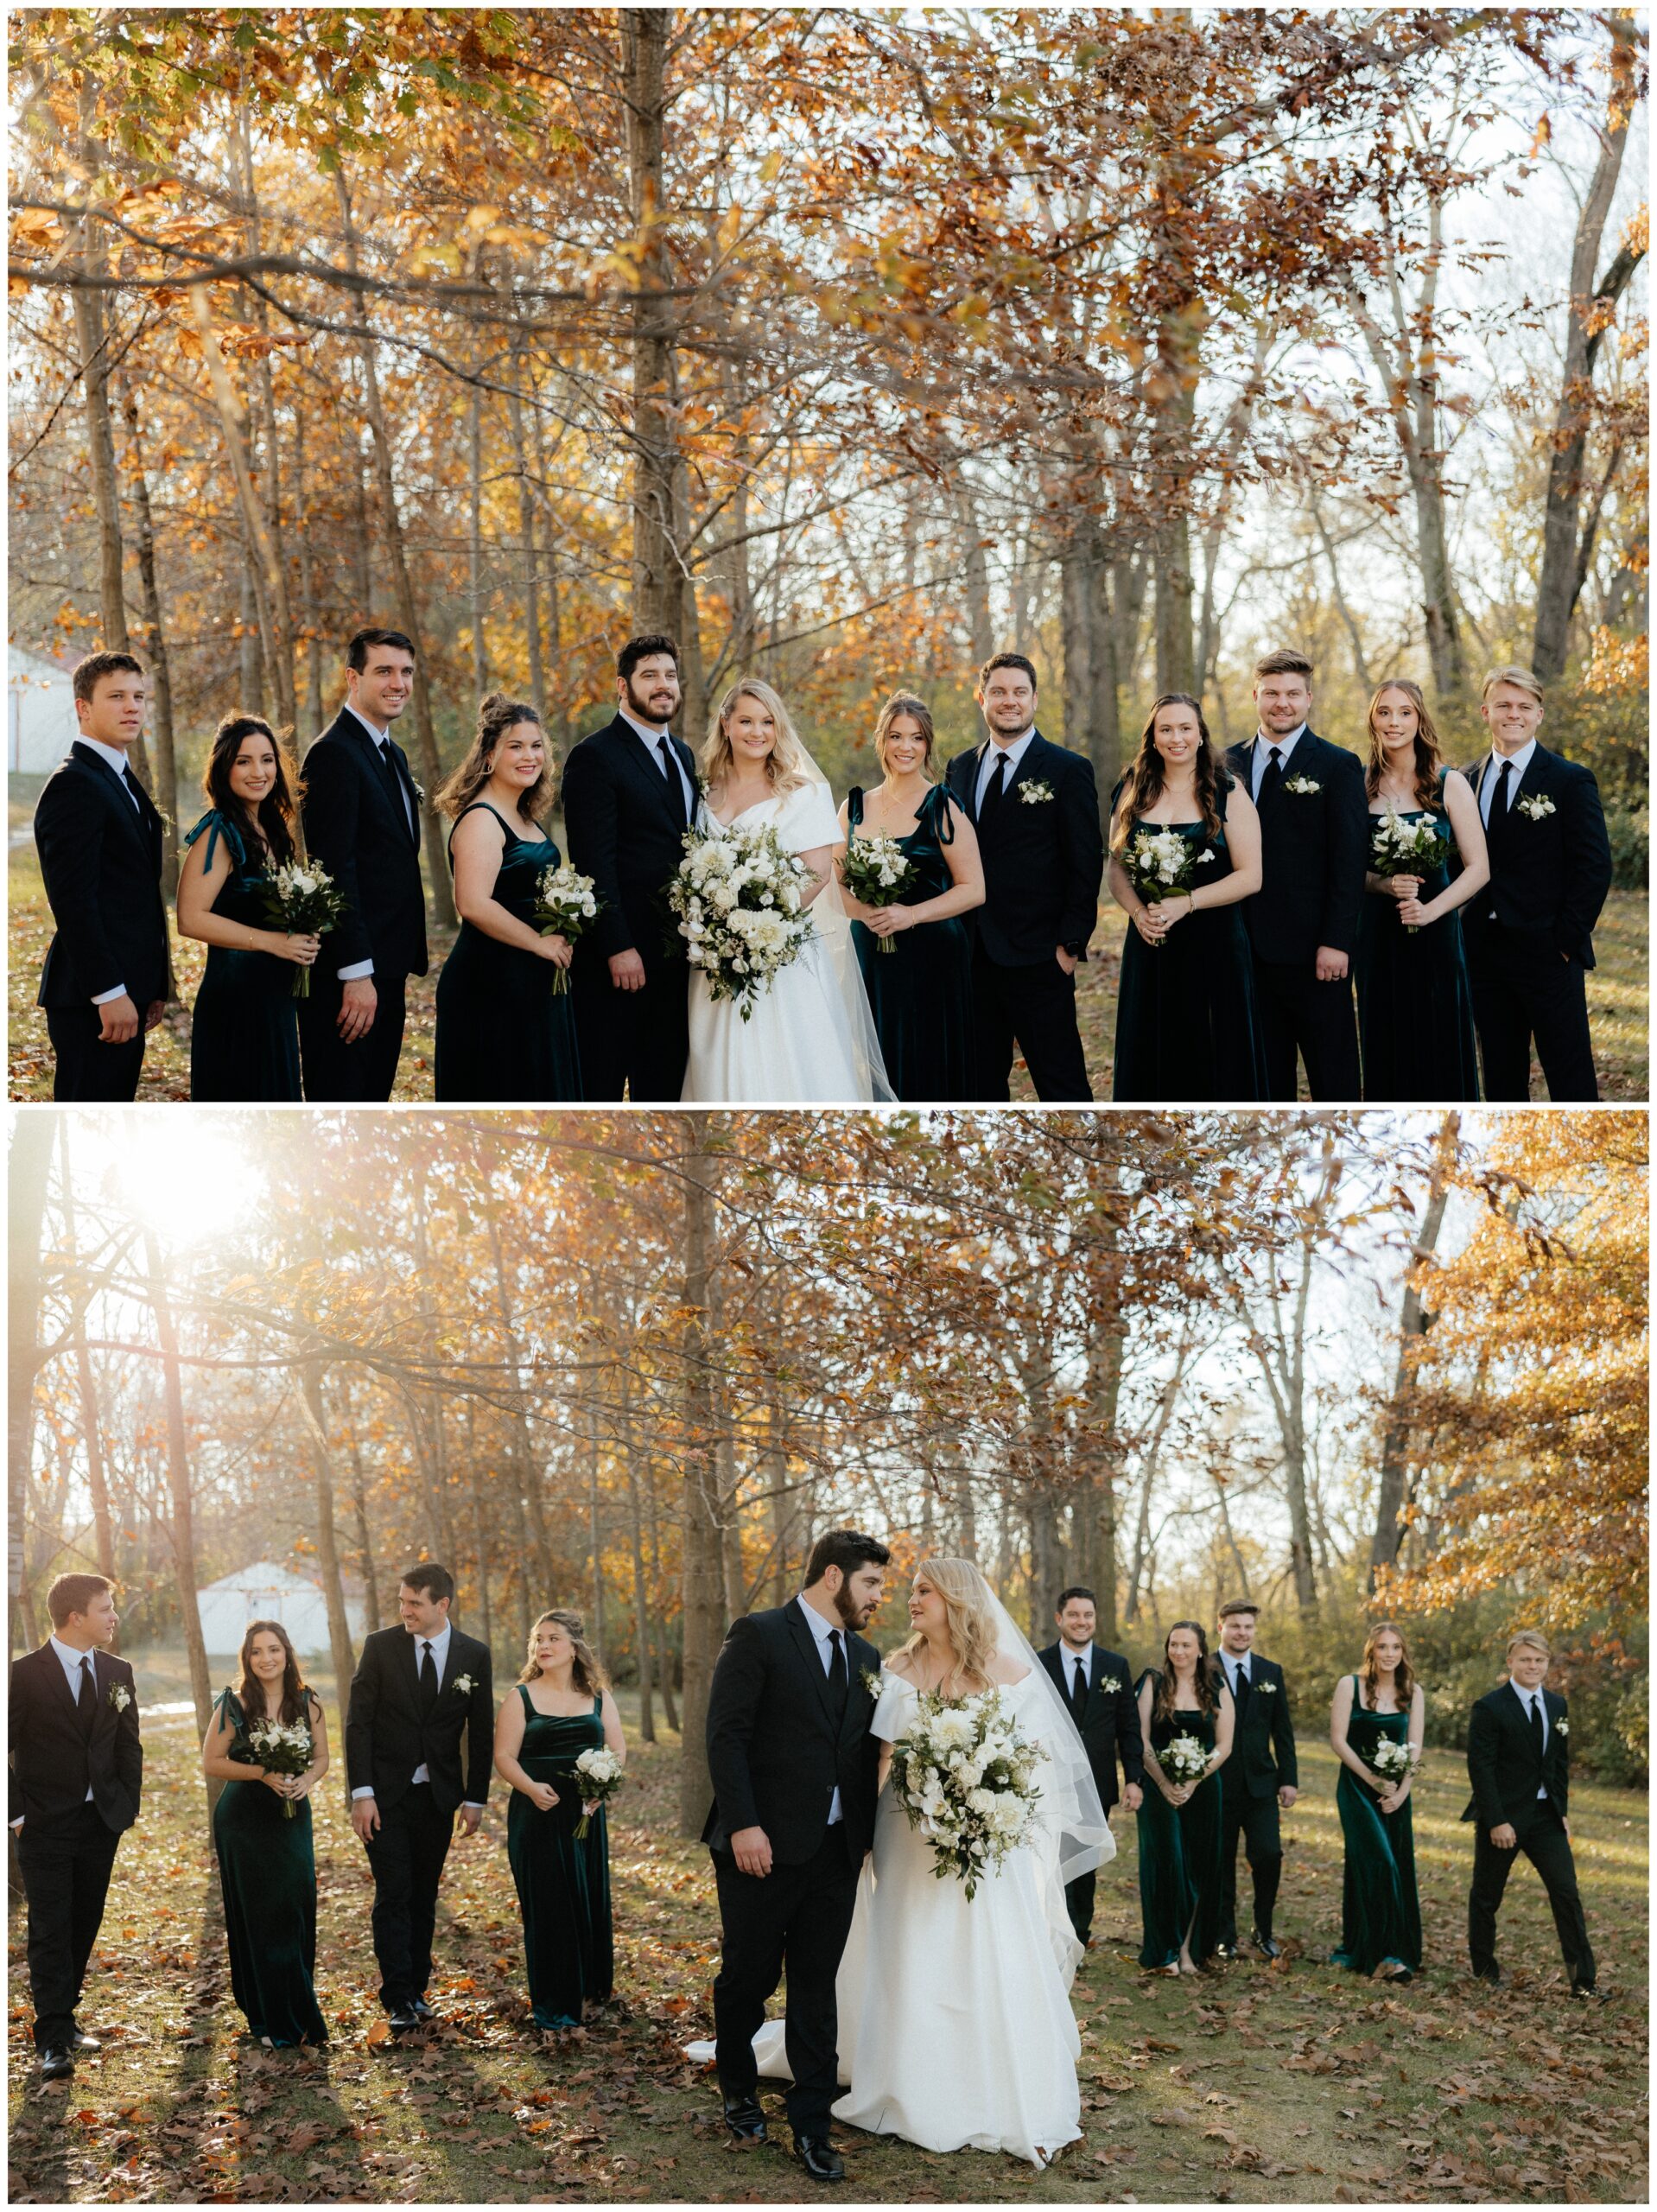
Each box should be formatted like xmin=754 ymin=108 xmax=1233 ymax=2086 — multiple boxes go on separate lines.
xmin=1462 ymin=1678 xmax=1595 ymax=1989
xmin=9 ymin=1643 xmax=143 ymax=2050
xmin=943 ymin=730 xmax=1103 ymax=1101
xmin=703 ymin=1598 xmax=880 ymax=2136
xmin=345 ymin=1623 xmax=493 ymax=2012
xmin=561 ymin=713 xmax=698 ymax=1101
xmin=1038 ymin=1640 xmax=1142 ymax=1942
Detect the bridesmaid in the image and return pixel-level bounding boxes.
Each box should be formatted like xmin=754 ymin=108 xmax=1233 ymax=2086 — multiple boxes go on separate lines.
xmin=1356 ymin=679 xmax=1488 ymax=1100
xmin=200 ymin=1620 xmax=329 ymax=2048
xmin=836 ymin=693 xmax=983 ymax=1099
xmin=1330 ymin=1622 xmax=1424 ymax=1984
xmin=176 ymin=715 xmax=319 ymax=1100
xmin=494 ymin=1609 xmax=624 ymax=2031
xmin=434 ymin=695 xmax=582 ymax=1102
xmin=1135 ymin=1622 xmax=1235 ymax=1975
xmin=1107 ymin=696 xmax=1267 ymax=1100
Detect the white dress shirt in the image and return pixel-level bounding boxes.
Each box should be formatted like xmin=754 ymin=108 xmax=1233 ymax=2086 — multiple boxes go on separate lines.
xmin=337 ymin=702 xmax=416 ymax=982
xmin=52 ymin=1636 xmax=99 ymax=1804
xmin=1511 ymin=1679 xmax=1551 ymax=1798
xmin=797 ymin=1597 xmax=848 ymax=1824
xmin=619 ymin=704 xmax=695 ymax=820
xmin=1249 ymin=723 xmax=1308 ymax=801
xmin=1478 ymin=738 xmax=1537 ymax=829
xmin=974 ymin=726 xmax=1038 ymax=813
xmin=352 ymin=1620 xmax=483 ymax=1808
xmin=1222 ymin=1650 xmax=1252 ymax=1697
xmin=78 ymin=737 xmax=143 ymax=1004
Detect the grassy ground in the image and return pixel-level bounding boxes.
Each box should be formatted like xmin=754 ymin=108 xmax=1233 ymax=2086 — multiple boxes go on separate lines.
xmin=8 ymin=1676 xmax=1647 ymax=2204
xmin=10 ymin=842 xmax=1647 ymax=1102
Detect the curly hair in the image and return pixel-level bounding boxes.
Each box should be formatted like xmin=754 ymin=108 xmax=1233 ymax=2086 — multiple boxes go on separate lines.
xmin=1152 ymin=1620 xmax=1220 ymax=1725
xmin=518 ymin=1608 xmax=608 ymax=1700
xmin=1109 ymin=693 xmax=1227 ymax=852
xmin=701 ymin=677 xmax=814 ymax=798
xmin=435 ymin=695 xmax=555 ymax=823
xmin=1358 ymin=1620 xmax=1417 ymax=1712
xmin=1364 ymin=679 xmax=1444 ymax=814
xmin=899 ymin=1556 xmax=1001 ymax=1694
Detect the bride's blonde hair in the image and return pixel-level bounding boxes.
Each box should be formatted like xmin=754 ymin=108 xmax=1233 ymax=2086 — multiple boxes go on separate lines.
xmin=701 ymin=677 xmax=814 ymax=798
xmin=900 ymin=1555 xmax=1000 ymax=1694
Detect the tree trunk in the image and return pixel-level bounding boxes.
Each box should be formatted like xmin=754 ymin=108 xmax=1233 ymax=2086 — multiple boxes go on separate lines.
xmin=959 ymin=483 xmax=994 ymax=669
xmin=115 ymin=379 xmax=180 ymax=887
xmin=347 ymin=1427 xmax=382 ymax=1630
xmin=1153 ymin=510 xmax=1196 ymax=693
xmin=1060 ymin=531 xmax=1090 ymax=753
xmin=621 ymin=1362 xmax=657 ymax=1741
xmin=57 ymin=1125 xmax=115 ymax=1586
xmin=1083 ymin=1310 xmax=1124 ymax=1643
xmin=8 ymin=1118 xmax=56 ymax=1648
xmin=296 ymin=1360 xmax=363 ymax=1702
xmin=469 ymin=355 xmax=489 ymax=700
xmin=239 ymin=563 xmax=266 ymax=718
xmin=294 ymin=409 xmax=327 ymax=740
xmin=140 ymin=1230 xmax=212 ymax=1738
xmin=678 ymin=1113 xmax=724 ymax=1834
xmin=588 ymin=1397 xmax=606 ymax=1660
xmin=624 ymin=10 xmax=679 ymax=629
xmin=505 ymin=333 xmax=546 ymax=715
xmin=1369 ymin=1112 xmax=1457 ymax=1585
xmin=1084 ymin=531 xmax=1124 ymax=804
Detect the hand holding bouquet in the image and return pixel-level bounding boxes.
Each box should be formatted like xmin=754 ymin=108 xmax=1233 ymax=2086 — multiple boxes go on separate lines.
xmin=1368 ymin=1737 xmax=1420 ymax=1802
xmin=532 ymin=862 xmax=602 ymax=994
xmin=888 ymin=1688 xmax=1045 ymax=1900
xmin=668 ymin=824 xmax=815 ymax=1020
xmin=572 ymin=1745 xmax=624 ymax=1838
xmin=260 ymin=861 xmax=347 ymax=996
xmin=841 ymin=834 xmax=916 ymax=951
xmin=246 ymin=1717 xmax=314 ymax=1818
xmin=1369 ymin=810 xmax=1450 ymax=931
xmin=1121 ymin=825 xmax=1215 ymax=946
xmin=1159 ymin=1733 xmax=1211 ymax=1793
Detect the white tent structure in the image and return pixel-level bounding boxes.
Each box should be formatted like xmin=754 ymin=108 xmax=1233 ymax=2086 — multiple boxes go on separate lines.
xmin=196 ymin=1561 xmax=365 ymax=1656
xmin=9 ymin=644 xmax=79 ymax=774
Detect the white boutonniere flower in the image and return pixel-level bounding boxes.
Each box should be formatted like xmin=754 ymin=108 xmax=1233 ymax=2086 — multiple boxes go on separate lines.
xmin=1556 ymin=1716 xmax=1569 ymax=1738
xmin=411 ymin=779 xmax=427 ymax=808
xmin=1284 ymin=775 xmax=1322 ymax=796
xmin=1098 ymin=1676 xmax=1123 ymax=1696
xmin=860 ymin=1666 xmax=884 ymax=1699
xmin=1255 ymin=1680 xmax=1279 ymax=1695
xmin=1019 ymin=780 xmax=1055 ymax=804
xmin=108 ymin=1683 xmax=131 ymax=1713
xmin=1516 ymin=793 xmax=1556 ymax=821
xmin=450 ymin=1673 xmax=477 ymax=1698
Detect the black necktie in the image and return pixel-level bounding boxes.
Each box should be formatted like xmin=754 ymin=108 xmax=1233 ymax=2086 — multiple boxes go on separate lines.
xmin=1259 ymin=746 xmax=1284 ymax=801
xmin=827 ymin=1630 xmax=848 ymax=1714
xmin=77 ymin=1655 xmax=96 ymax=1738
xmin=419 ymin=1640 xmax=438 ymax=1714
xmin=979 ymin=752 xmax=1009 ymax=824
xmin=1070 ymin=1658 xmax=1089 ymax=1720
xmin=657 ymin=735 xmax=687 ymax=825
xmin=1529 ymin=1692 xmax=1544 ymax=1757
xmin=1493 ymin=758 xmax=1514 ymax=821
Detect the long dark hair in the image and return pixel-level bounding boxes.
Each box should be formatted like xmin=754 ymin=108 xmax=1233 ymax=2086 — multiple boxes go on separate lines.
xmin=234 ymin=1618 xmax=315 ymax=1728
xmin=1153 ymin=1619 xmax=1219 ymax=1724
xmin=435 ymin=695 xmax=554 ymax=823
xmin=1359 ymin=1620 xmax=1417 ymax=1712
xmin=1365 ymin=679 xmax=1444 ymax=812
xmin=1111 ymin=693 xmax=1226 ymax=851
xmin=203 ymin=715 xmax=300 ymax=866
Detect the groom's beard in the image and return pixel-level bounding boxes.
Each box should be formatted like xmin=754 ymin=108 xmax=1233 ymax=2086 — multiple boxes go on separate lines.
xmin=834 ymin=1592 xmax=877 ymax=1630
xmin=623 ymin=676 xmax=678 ymax=727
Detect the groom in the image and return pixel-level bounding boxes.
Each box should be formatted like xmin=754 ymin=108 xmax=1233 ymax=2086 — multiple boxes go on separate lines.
xmin=345 ymin=1563 xmax=493 ymax=2030
xmin=703 ymin=1529 xmax=890 ymax=2183
xmin=562 ymin=633 xmax=699 ymax=1101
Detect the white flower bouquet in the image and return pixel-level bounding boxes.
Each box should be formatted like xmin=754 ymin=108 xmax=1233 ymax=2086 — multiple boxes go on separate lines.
xmin=840 ymin=834 xmax=915 ymax=952
xmin=260 ymin=859 xmax=348 ymax=996
xmin=572 ymin=1745 xmax=623 ymax=1838
xmin=532 ymin=861 xmax=602 ymax=994
xmin=1369 ymin=810 xmax=1451 ymax=931
xmin=668 ymin=823 xmax=815 ymax=1020
xmin=245 ymin=1715 xmax=314 ymax=1818
xmin=1121 ymin=824 xmax=1215 ymax=944
xmin=888 ymin=1688 xmax=1045 ymax=1900
xmin=1160 ymin=1732 xmax=1211 ymax=1787
xmin=1368 ymin=1738 xmax=1420 ymax=1789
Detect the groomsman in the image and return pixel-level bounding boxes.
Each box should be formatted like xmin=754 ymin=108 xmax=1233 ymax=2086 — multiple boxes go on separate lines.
xmin=299 ymin=627 xmax=429 ymax=1103
xmin=1224 ymin=650 xmax=1366 ymax=1099
xmin=34 ymin=651 xmax=172 ymax=1102
xmin=1459 ymin=667 xmax=1612 ymax=1101
xmin=943 ymin=652 xmax=1104 ymax=1101
xmin=1037 ymin=1586 xmax=1143 ymax=1945
xmin=1463 ymin=1630 xmax=1603 ymax=1998
xmin=9 ymin=1574 xmax=143 ymax=2079
xmin=562 ymin=634 xmax=699 ymax=1101
xmin=345 ymin=1564 xmax=493 ymax=2030
xmin=1209 ymin=1601 xmax=1298 ymax=1959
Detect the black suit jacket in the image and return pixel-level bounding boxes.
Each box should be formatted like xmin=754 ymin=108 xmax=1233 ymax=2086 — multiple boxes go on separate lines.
xmin=702 ymin=1599 xmax=881 ymax=1865
xmin=1462 ymin=1681 xmax=1570 ymax=1832
xmin=1459 ymin=744 xmax=1611 ymax=970
xmin=1223 ymin=730 xmax=1367 ymax=965
xmin=1038 ymin=1641 xmax=1144 ymax=1809
xmin=344 ymin=1624 xmax=493 ymax=1815
xmin=299 ymin=709 xmax=429 ymax=980
xmin=9 ymin=1643 xmax=143 ymax=1833
xmin=35 ymin=744 xmax=171 ymax=1010
xmin=943 ymin=730 xmax=1104 ymax=966
xmin=561 ymin=715 xmax=699 ymax=972
xmin=1208 ymin=1652 xmax=1298 ymax=1798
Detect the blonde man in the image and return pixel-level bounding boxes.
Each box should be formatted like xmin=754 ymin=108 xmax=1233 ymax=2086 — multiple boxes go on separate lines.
xmin=1462 ymin=1630 xmax=1603 ymax=1999
xmin=1460 ymin=667 xmax=1611 ymax=1100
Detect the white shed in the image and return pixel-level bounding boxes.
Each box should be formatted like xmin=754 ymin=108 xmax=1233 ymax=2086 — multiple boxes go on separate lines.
xmin=9 ymin=644 xmax=79 ymax=774
xmin=196 ymin=1561 xmax=365 ymax=1656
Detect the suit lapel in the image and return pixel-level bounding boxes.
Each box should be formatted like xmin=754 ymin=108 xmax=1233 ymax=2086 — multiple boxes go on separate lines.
xmin=609 ymin=720 xmax=690 ymax=833
xmin=72 ymin=746 xmax=153 ymax=857
xmin=339 ymin=715 xmax=418 ymax=850
xmin=39 ymin=1643 xmax=80 ymax=1727
xmin=785 ymin=1599 xmax=836 ymax=1729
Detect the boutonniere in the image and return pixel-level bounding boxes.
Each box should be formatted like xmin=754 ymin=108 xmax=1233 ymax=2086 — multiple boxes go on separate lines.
xmin=1254 ymin=1680 xmax=1279 ymax=1695
xmin=1556 ymin=1716 xmax=1569 ymax=1738
xmin=450 ymin=1673 xmax=476 ymax=1698
xmin=1284 ymin=775 xmax=1322 ymax=796
xmin=1019 ymin=780 xmax=1055 ymax=804
xmin=1098 ymin=1675 xmax=1123 ymax=1696
xmin=410 ymin=777 xmax=427 ymax=810
xmin=860 ymin=1666 xmax=884 ymax=1699
xmin=1516 ymin=793 xmax=1555 ymax=821
xmin=108 ymin=1682 xmax=131 ymax=1713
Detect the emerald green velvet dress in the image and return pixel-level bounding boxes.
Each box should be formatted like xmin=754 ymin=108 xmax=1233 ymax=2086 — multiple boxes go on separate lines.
xmin=847 ymin=785 xmax=975 ymax=1100
xmin=211 ymin=1688 xmax=327 ymax=2046
xmin=183 ymin=810 xmax=302 ymax=1103
xmin=1355 ymin=779 xmax=1481 ymax=1101
xmin=1135 ymin=1675 xmax=1223 ymax=1969
xmin=434 ymin=802 xmax=583 ymax=1102
xmin=1331 ymin=1677 xmax=1422 ymax=1975
xmin=505 ymin=1686 xmax=614 ymax=2029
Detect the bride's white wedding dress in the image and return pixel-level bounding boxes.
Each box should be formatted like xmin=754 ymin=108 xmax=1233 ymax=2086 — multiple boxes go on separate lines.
xmin=721 ymin=1667 xmax=1109 ymax=2167
xmin=680 ymin=781 xmax=887 ymax=1104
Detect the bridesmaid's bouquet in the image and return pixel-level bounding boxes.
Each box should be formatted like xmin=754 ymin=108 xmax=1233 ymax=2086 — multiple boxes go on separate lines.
xmin=532 ymin=862 xmax=601 ymax=995
xmin=889 ymin=1688 xmax=1044 ymax=1900
xmin=1160 ymin=1733 xmax=1211 ymax=1787
xmin=668 ymin=823 xmax=814 ymax=1020
xmin=245 ymin=1716 xmax=313 ymax=1818
xmin=572 ymin=1746 xmax=624 ymax=1838
xmin=1368 ymin=1738 xmax=1420 ymax=1789
xmin=1121 ymin=824 xmax=1215 ymax=945
xmin=261 ymin=860 xmax=348 ymax=997
xmin=1369 ymin=810 xmax=1450 ymax=931
xmin=840 ymin=835 xmax=915 ymax=952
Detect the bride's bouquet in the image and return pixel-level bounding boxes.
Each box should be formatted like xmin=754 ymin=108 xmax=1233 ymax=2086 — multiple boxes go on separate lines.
xmin=889 ymin=1688 xmax=1044 ymax=1900
xmin=1121 ymin=824 xmax=1215 ymax=944
xmin=668 ymin=823 xmax=815 ymax=1020
xmin=840 ymin=835 xmax=915 ymax=952
xmin=1159 ymin=1733 xmax=1211 ymax=1787
xmin=259 ymin=859 xmax=347 ymax=997
xmin=245 ymin=1715 xmax=313 ymax=1818
xmin=531 ymin=861 xmax=601 ymax=994
xmin=1369 ymin=810 xmax=1450 ymax=931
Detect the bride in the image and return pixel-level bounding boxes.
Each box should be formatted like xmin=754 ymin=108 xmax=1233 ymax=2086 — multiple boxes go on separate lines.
xmin=695 ymin=1556 xmax=1113 ymax=2168
xmin=680 ymin=679 xmax=891 ymax=1103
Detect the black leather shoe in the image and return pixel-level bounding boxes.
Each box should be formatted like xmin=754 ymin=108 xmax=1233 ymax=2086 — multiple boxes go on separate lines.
xmin=1213 ymin=1942 xmax=1237 ymax=1961
xmin=71 ymin=2031 xmax=101 ymax=2053
xmin=39 ymin=2048 xmax=73 ymax=2081
xmin=1471 ymin=1966 xmax=1501 ymax=1988
xmin=387 ymin=2003 xmax=421 ymax=2032
xmin=1252 ymin=1930 xmax=1283 ymax=1961
xmin=1571 ymin=1983 xmax=1610 ymax=2004
xmin=793 ymin=2135 xmax=845 ymax=2183
xmin=723 ymin=2094 xmax=768 ymax=2142
xmin=409 ymin=1998 xmax=434 ymax=2022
